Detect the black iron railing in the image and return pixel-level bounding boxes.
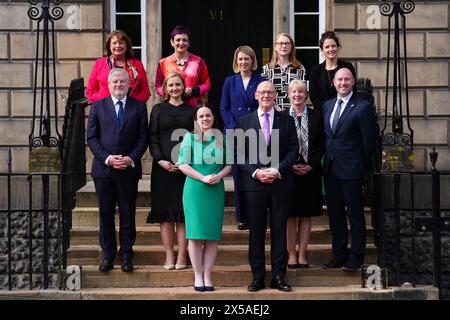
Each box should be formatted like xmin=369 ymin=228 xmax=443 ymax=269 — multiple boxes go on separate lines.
xmin=1 ymin=170 xmax=66 ymax=290
xmin=373 ymin=150 xmax=450 ymax=299
xmin=60 ymin=78 xmax=88 ymax=264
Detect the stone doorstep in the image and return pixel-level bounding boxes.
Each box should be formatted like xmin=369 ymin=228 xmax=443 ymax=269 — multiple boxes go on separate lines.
xmin=76 ymin=178 xmax=235 ymax=207
xmin=67 ymin=244 xmax=378 ymax=266
xmin=69 ymin=225 xmax=375 ymax=246
xmin=71 ymin=207 xmax=374 ymax=228
xmin=80 ymin=265 xmax=364 ymax=288
xmin=0 ymin=286 xmax=438 ymax=300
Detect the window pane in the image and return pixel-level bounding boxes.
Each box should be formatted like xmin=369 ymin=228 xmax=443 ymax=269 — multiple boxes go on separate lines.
xmin=116 ymin=0 xmax=140 ymax=13
xmin=294 ymin=15 xmax=319 ymax=47
xmin=116 ymin=15 xmax=141 ymax=46
xmin=296 ymin=49 xmax=319 ymax=73
xmin=294 ymin=0 xmax=318 ymax=12
xmin=133 ymin=49 xmax=142 ymax=61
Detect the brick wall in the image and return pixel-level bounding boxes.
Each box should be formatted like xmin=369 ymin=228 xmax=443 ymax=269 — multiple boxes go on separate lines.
xmin=0 ymin=1 xmax=103 ymax=175
xmin=334 ymin=1 xmax=450 ymax=171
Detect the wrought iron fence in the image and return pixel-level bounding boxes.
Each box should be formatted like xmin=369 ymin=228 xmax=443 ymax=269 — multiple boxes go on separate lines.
xmin=60 ymin=78 xmax=88 ymax=262
xmin=0 ymin=169 xmax=66 ymax=290
xmin=372 ymin=151 xmax=450 ymax=299
xmin=1 ymin=78 xmax=87 ymax=290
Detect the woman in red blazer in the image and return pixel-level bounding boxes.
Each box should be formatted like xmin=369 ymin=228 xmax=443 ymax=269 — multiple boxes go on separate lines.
xmin=86 ymin=30 xmax=151 ymax=104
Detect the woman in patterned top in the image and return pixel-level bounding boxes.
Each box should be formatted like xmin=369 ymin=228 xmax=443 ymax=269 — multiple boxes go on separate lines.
xmin=261 ymin=33 xmax=306 ymax=110
xmin=155 ymin=25 xmax=211 ymax=107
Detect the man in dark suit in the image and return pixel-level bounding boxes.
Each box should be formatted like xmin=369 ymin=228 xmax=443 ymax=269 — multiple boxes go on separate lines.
xmin=236 ymin=81 xmax=298 ymax=291
xmin=322 ymin=67 xmax=376 ymax=271
xmin=87 ymin=68 xmax=148 ymax=272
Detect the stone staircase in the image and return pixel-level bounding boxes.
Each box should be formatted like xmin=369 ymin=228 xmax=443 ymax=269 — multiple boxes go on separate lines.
xmin=64 ymin=177 xmax=437 ymax=300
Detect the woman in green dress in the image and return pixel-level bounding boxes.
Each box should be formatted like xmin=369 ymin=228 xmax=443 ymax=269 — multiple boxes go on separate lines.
xmin=178 ymin=105 xmax=232 ymax=292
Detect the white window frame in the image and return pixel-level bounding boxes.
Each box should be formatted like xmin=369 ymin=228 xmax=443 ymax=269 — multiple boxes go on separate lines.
xmin=289 ymin=0 xmax=326 ymax=64
xmin=110 ymin=0 xmax=147 ymax=67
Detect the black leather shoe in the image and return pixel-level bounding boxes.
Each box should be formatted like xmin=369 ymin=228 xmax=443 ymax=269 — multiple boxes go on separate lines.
xmin=270 ymin=275 xmax=292 ymax=292
xmin=194 ymin=286 xmax=205 ymax=292
xmin=204 ymin=286 xmax=215 ymax=291
xmin=121 ymin=261 xmax=134 ymax=272
xmin=237 ymin=222 xmax=248 ymax=230
xmin=247 ymin=280 xmax=265 ymax=292
xmin=323 ymin=257 xmax=347 ymax=269
xmin=297 ymin=263 xmax=309 ymax=269
xmin=99 ymin=258 xmax=114 ymax=272
xmin=343 ymin=260 xmax=363 ymax=271
xmin=287 ymin=264 xmax=298 ymax=269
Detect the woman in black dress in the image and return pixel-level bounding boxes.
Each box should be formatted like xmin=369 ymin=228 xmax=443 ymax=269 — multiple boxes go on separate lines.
xmin=309 ymin=31 xmax=356 ymax=114
xmin=285 ymin=80 xmax=325 ymax=269
xmin=147 ymin=72 xmax=194 ymax=270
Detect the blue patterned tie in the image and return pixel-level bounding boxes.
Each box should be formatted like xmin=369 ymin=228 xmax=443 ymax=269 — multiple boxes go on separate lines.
xmin=117 ymin=100 xmax=124 ymax=126
xmin=331 ymin=99 xmax=343 ymax=133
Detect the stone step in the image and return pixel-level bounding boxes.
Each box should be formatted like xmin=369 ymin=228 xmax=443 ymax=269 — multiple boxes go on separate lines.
xmin=80 ymin=265 xmax=364 ymax=288
xmin=32 ymin=286 xmax=436 ymax=300
xmin=67 ymin=244 xmax=378 ymax=267
xmin=76 ymin=179 xmax=236 ymax=207
xmin=70 ymin=225 xmax=374 ymax=246
xmin=71 ymin=207 xmax=373 ymax=228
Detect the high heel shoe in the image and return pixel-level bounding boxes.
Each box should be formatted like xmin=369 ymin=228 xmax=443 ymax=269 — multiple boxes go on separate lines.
xmin=175 ymin=264 xmax=188 ymax=270
xmin=194 ymin=286 xmax=205 ymax=292
xmin=163 ymin=264 xmax=175 ymax=270
xmin=204 ymin=286 xmax=215 ymax=291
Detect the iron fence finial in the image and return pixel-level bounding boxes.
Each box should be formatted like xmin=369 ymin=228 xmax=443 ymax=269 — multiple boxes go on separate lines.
xmin=429 ymin=146 xmax=438 ymax=171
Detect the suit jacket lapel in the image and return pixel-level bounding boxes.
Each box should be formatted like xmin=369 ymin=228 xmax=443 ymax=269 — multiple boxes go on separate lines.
xmin=334 ymin=95 xmax=357 ymax=134
xmin=324 ymin=98 xmax=335 ymax=136
xmin=120 ymin=99 xmax=132 ymax=130
xmin=307 ymin=109 xmax=317 ymax=148
xmin=245 ymin=73 xmax=258 ymax=103
xmin=107 ymin=97 xmax=120 ymax=130
xmin=269 ymin=110 xmax=281 ymax=148
xmin=252 ymin=111 xmax=267 ymax=149
xmin=235 ymin=74 xmax=250 ymax=105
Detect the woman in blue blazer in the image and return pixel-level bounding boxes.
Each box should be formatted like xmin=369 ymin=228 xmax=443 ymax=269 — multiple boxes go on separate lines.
xmin=220 ymin=46 xmax=264 ymax=230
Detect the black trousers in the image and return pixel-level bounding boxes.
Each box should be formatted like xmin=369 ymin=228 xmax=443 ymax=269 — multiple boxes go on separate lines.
xmin=324 ymin=164 xmax=366 ymax=263
xmin=241 ymin=188 xmax=291 ymax=282
xmin=94 ymin=176 xmax=138 ymax=262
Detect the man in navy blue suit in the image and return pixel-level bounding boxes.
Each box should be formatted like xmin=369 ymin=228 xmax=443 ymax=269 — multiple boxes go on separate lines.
xmin=87 ymin=68 xmax=148 ymax=272
xmin=322 ymin=68 xmax=376 ymax=271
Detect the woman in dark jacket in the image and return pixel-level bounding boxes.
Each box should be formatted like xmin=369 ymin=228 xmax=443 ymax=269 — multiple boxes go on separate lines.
xmin=220 ymin=46 xmax=264 ymax=230
xmin=309 ymin=31 xmax=356 ymax=114
xmin=284 ymin=79 xmax=325 ymax=269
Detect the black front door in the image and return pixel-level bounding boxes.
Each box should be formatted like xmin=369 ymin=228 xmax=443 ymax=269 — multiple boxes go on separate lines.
xmin=162 ymin=0 xmax=273 ymax=127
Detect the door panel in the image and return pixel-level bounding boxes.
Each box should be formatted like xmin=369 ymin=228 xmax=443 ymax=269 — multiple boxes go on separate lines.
xmin=162 ymin=0 xmax=273 ymax=127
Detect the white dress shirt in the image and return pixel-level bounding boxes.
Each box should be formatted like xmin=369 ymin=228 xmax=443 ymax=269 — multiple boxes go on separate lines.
xmin=111 ymin=96 xmax=127 ymax=117
xmin=329 ymin=91 xmax=353 ymax=130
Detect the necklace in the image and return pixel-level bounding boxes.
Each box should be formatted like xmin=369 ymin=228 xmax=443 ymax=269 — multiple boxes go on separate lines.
xmin=326 ymin=70 xmax=333 ymax=87
xmin=325 ymin=61 xmax=337 ymax=88
xmin=174 ymin=55 xmax=187 ymax=66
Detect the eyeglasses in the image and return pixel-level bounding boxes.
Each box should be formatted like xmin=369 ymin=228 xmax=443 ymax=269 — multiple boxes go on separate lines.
xmin=275 ymin=42 xmax=292 ymax=47
xmin=257 ymin=90 xmax=277 ymax=96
